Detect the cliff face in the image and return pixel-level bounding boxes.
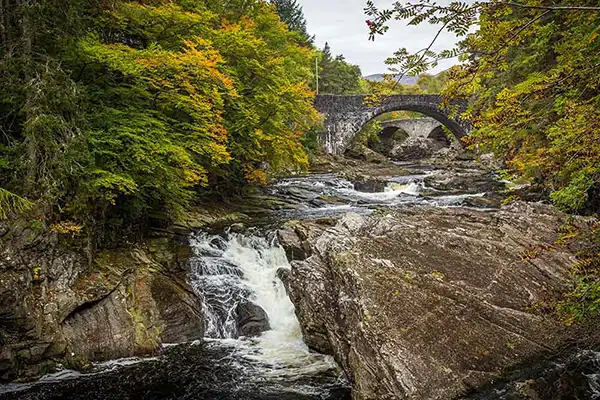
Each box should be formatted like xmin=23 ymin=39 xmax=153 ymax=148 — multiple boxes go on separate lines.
xmin=0 ymin=220 xmax=203 ymax=381
xmin=279 ymin=203 xmax=578 ymax=399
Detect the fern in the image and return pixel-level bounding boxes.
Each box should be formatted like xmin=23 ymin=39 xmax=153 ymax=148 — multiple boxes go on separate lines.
xmin=0 ymin=188 xmax=33 ymax=220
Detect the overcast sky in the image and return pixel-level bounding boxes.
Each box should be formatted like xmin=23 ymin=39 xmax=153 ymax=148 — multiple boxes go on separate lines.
xmin=299 ymin=0 xmax=465 ymax=76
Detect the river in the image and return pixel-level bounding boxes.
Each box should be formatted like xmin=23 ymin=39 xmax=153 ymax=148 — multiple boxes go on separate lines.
xmin=0 ymin=162 xmax=526 ymax=399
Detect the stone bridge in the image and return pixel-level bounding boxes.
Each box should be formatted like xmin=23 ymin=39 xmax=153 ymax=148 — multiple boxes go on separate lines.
xmin=313 ymin=94 xmax=470 ymax=154
xmin=379 ymin=118 xmax=442 ymax=141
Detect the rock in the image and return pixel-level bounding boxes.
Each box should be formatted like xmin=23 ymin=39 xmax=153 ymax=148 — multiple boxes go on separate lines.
xmin=276 ymin=268 xmax=290 ymax=293
xmin=467 ymin=348 xmax=600 ymax=400
xmin=175 ymin=206 xmax=250 ymax=231
xmin=277 ymin=187 xmax=319 ymax=202
xmin=424 ymin=169 xmax=506 ymax=194
xmin=277 ymin=225 xmax=311 ymax=261
xmin=344 ymin=144 xmax=387 ymax=164
xmin=277 ymin=220 xmax=338 ymax=262
xmin=285 ymin=203 xmax=578 ymax=400
xmin=389 ymin=137 xmax=447 ymax=161
xmin=235 ymin=302 xmax=270 ymax=337
xmin=61 ymin=270 xmax=204 ymax=363
xmin=0 ymin=220 xmax=203 ymax=382
xmin=478 ymin=152 xmax=505 ymax=170
xmin=352 ymin=178 xmax=387 ymax=193
xmin=229 ymin=223 xmax=246 ymax=233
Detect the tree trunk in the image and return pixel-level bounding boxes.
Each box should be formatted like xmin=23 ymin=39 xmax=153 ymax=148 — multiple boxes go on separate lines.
xmin=0 ymin=0 xmax=12 ymax=57
xmin=21 ymin=0 xmax=37 ymax=190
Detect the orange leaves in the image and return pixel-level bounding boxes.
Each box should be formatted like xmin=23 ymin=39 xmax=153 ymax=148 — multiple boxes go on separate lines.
xmin=90 ymin=0 xmax=319 ymax=197
xmin=244 ymin=168 xmax=268 ymax=186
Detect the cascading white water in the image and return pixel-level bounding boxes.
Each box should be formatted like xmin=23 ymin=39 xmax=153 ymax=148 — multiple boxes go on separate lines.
xmin=0 ymin=231 xmax=345 ymax=398
xmin=188 ymin=231 xmax=338 ymax=374
xmin=337 ymin=180 xmax=424 ymax=201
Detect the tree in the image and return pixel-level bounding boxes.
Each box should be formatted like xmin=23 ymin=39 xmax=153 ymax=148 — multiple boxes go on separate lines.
xmin=365 ymin=0 xmax=600 ymax=215
xmin=271 ymin=0 xmax=312 ymax=43
xmin=416 ymin=72 xmax=447 ymax=94
xmin=0 ymin=0 xmax=320 ymax=243
xmin=318 ymin=42 xmax=362 ymax=94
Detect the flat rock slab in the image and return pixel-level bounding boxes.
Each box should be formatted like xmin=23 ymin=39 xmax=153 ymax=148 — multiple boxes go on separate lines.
xmin=283 ymin=202 xmax=577 ymax=399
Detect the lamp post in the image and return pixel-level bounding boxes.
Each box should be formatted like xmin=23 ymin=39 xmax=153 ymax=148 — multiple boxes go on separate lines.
xmin=315 ymin=56 xmax=319 ymax=94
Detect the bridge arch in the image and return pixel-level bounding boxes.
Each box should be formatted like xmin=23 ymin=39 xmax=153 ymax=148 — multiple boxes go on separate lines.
xmin=378 ymin=125 xmax=407 ymax=144
xmin=313 ymin=94 xmax=470 ymax=155
xmin=427 ymin=125 xmax=453 ymax=147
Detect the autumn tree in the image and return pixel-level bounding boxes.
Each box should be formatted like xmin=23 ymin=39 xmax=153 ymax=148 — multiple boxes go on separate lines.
xmin=0 ymin=0 xmax=320 ymax=245
xmin=365 ymin=0 xmax=600 ymax=214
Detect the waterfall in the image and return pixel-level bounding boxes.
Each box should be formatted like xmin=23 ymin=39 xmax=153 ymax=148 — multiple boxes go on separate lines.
xmin=188 ymin=231 xmax=334 ymax=372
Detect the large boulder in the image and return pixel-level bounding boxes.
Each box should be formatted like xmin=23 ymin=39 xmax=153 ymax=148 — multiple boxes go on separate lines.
xmin=282 ymin=203 xmax=578 ymax=399
xmin=389 ymin=137 xmax=448 ymax=161
xmin=235 ymin=302 xmax=270 ymax=338
xmin=345 ymin=144 xmax=388 ymax=164
xmin=0 ymin=221 xmax=203 ymax=381
xmin=423 ymin=169 xmax=506 ymax=195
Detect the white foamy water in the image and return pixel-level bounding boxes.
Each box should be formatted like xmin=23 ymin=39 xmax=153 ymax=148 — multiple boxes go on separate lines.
xmin=188 ymin=232 xmax=338 ymax=374
xmin=337 ymin=181 xmax=423 ymax=202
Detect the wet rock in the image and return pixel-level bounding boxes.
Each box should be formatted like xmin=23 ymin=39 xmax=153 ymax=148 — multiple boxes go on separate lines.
xmin=278 ymin=220 xmax=337 ymax=262
xmin=352 ymin=178 xmax=387 ymax=193
xmin=286 ymin=203 xmax=578 ymax=400
xmin=424 ymin=169 xmax=506 ymax=194
xmin=308 ymin=198 xmax=329 ymax=208
xmin=235 ymin=302 xmax=270 ymax=337
xmin=278 ymin=226 xmax=309 ymax=261
xmin=174 ymin=205 xmax=250 ymax=231
xmin=229 ymin=223 xmax=246 ymax=233
xmin=276 ymin=268 xmax=291 ymax=293
xmin=278 ymin=187 xmax=320 ymax=202
xmin=467 ymin=348 xmax=600 ymax=400
xmin=209 ymin=236 xmax=228 ymax=251
xmin=0 ymin=221 xmax=203 ymax=382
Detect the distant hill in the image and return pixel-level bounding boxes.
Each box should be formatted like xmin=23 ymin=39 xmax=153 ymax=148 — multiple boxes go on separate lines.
xmin=363 ymin=74 xmax=419 ymax=86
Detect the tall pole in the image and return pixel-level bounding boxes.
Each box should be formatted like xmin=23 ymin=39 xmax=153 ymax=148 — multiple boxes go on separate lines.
xmin=315 ymin=56 xmax=319 ymax=94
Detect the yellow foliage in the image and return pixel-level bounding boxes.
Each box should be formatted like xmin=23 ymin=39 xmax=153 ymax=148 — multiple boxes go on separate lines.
xmin=244 ymin=168 xmax=268 ymax=186
xmin=50 ymin=221 xmax=83 ymax=235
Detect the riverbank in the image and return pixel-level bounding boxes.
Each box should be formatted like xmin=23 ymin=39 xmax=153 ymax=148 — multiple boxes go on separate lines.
xmin=1 ymin=152 xmax=598 ymax=399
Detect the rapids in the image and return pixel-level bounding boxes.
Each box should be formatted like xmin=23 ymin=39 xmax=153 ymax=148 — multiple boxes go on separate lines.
xmin=4 ymin=163 xmax=572 ymax=400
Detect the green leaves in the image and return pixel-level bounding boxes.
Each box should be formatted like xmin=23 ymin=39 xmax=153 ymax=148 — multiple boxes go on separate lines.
xmin=0 ymin=188 xmax=34 ymax=220
xmin=0 ymin=0 xmax=320 ymax=241
xmin=366 ymin=1 xmax=477 ymax=76
xmin=551 ymin=169 xmax=597 ymax=213
xmin=318 ymin=44 xmax=363 ymax=94
xmin=271 ymin=0 xmax=312 ymax=43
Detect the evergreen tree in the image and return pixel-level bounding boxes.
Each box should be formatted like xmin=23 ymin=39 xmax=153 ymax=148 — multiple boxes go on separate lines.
xmin=318 ymin=42 xmax=362 ymax=94
xmin=271 ymin=0 xmax=312 ymax=43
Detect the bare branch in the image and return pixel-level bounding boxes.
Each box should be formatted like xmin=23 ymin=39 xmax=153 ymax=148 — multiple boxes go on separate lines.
xmin=387 ymin=20 xmax=450 ymax=92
